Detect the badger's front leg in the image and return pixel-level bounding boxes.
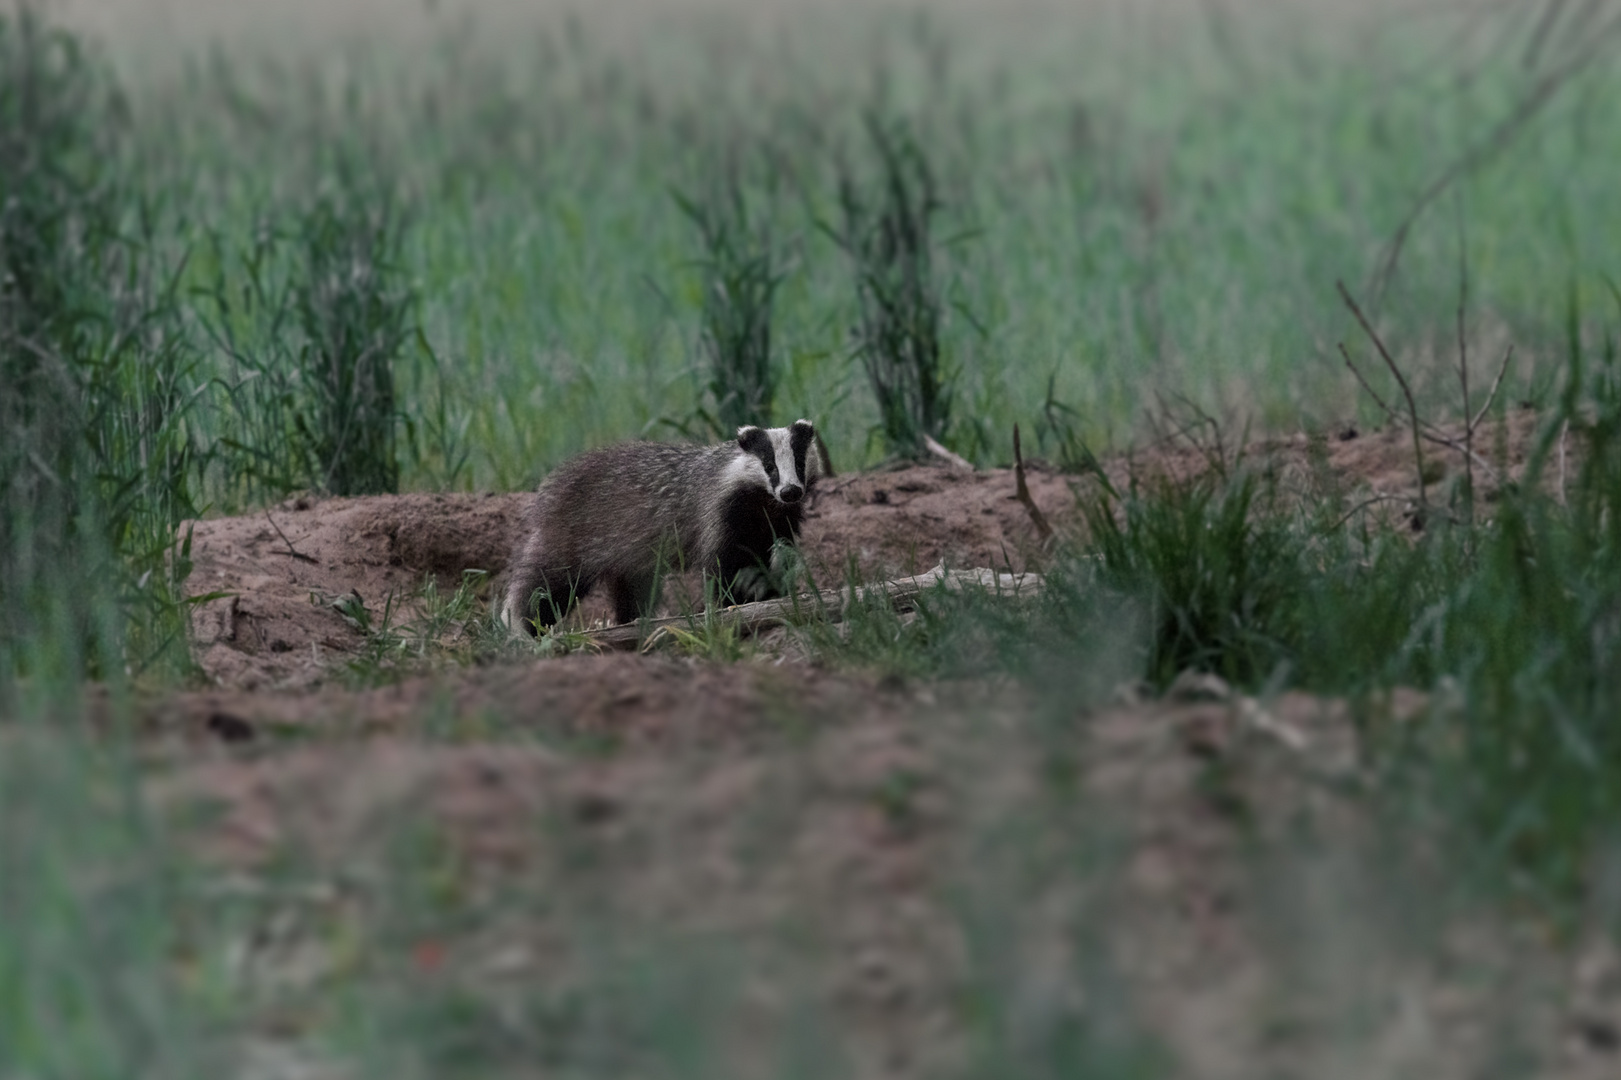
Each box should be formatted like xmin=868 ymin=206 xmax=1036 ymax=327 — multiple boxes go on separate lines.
xmin=604 ymin=572 xmax=659 ymax=625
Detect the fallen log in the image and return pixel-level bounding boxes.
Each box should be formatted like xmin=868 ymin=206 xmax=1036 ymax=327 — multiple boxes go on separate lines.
xmin=575 ymin=565 xmax=1044 ymax=651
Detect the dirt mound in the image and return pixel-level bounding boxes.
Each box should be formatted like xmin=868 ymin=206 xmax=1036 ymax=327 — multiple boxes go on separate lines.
xmin=186 ymin=492 xmax=525 ymax=689
xmin=1095 ymin=407 xmax=1543 ymax=508
xmin=185 ymin=462 xmax=1079 ymax=690
xmin=185 ymin=414 xmax=1545 ymax=690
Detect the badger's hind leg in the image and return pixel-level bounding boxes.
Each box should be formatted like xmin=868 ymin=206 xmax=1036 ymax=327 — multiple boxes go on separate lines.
xmin=604 ymin=572 xmax=659 ymax=626
xmin=505 ymin=564 xmax=594 ymax=636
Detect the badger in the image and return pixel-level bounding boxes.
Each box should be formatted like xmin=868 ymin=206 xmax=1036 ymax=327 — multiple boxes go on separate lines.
xmin=501 ymin=419 xmax=820 ymax=635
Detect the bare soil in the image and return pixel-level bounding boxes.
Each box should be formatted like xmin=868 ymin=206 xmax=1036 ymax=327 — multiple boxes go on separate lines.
xmin=142 ymin=412 xmax=1620 ymax=1079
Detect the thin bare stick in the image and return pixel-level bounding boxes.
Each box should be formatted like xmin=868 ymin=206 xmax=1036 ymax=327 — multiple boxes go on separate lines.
xmin=1324 ymin=493 xmax=1416 ymax=533
xmin=1339 ymin=280 xmax=1429 ymax=507
xmin=1416 ymin=428 xmax=1502 ymax=483
xmin=265 ymin=509 xmax=318 ymax=564
xmin=1342 ymin=341 xmax=1502 ymax=483
xmin=1013 ymin=424 xmax=1055 ymax=542
xmin=1559 ymin=418 xmax=1570 ymax=506
xmin=1372 ymin=21 xmax=1621 ymax=299
xmin=1472 ymin=346 xmax=1515 ymax=431
xmin=923 ymin=434 xmax=973 ymax=472
xmin=1457 ymin=206 xmax=1475 ymax=518
xmin=1339 ymin=344 xmax=1402 ymax=422
xmin=1153 ymin=389 xmax=1230 ymax=475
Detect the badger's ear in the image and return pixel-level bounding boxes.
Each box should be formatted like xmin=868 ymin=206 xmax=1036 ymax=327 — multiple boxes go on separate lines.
xmin=789 ymin=419 xmax=816 ymax=455
xmin=788 ymin=419 xmax=821 ymax=479
xmin=737 ymin=426 xmax=770 ymax=454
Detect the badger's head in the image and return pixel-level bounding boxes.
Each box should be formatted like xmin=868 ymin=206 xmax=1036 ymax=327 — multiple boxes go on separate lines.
xmin=734 ymin=420 xmax=818 ymax=505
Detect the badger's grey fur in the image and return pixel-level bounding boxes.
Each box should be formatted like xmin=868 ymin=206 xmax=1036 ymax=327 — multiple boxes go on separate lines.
xmin=502 ymin=419 xmax=820 ymax=634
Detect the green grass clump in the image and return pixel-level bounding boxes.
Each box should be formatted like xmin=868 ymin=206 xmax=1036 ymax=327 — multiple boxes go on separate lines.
xmin=0 ymin=734 xmax=215 ymax=1079
xmin=295 ymin=182 xmax=412 ymax=496
xmin=829 ymin=116 xmax=955 ymax=460
xmin=673 ymin=165 xmax=787 ymax=435
xmin=800 ymin=278 xmax=1621 ymax=903
xmin=203 ymin=177 xmax=413 ymax=504
xmin=0 ymin=3 xmax=204 ymax=684
xmin=334 ymin=569 xmax=507 ymax=685
xmin=77 ymin=1 xmax=1617 ymax=488
xmin=1085 ymin=469 xmax=1304 ymax=690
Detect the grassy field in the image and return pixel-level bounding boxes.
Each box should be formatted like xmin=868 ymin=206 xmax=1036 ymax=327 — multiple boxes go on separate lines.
xmin=8 ymin=0 xmax=1621 ymax=1076
xmin=87 ymin=0 xmax=1621 ymax=490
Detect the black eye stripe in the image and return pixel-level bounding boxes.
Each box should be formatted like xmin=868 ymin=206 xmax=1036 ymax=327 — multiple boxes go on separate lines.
xmin=788 ymin=422 xmax=814 ymax=482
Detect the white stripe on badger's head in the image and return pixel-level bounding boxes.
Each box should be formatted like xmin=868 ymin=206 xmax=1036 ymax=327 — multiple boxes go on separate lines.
xmin=734 ymin=420 xmax=817 ymax=505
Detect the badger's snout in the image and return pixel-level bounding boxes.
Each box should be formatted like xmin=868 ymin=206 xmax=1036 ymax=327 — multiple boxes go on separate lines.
xmin=778 ymin=484 xmax=804 ymax=504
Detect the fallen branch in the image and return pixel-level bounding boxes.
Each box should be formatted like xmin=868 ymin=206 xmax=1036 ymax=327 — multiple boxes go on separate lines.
xmin=923 ymin=434 xmax=973 ymax=472
xmin=579 ymin=565 xmax=1044 ymax=651
xmin=265 ymin=509 xmax=318 ymax=564
xmin=1012 ymin=423 xmax=1055 ymax=542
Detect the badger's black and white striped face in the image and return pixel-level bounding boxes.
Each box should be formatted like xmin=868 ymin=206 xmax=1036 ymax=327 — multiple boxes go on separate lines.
xmin=730 ymin=420 xmax=817 ymax=505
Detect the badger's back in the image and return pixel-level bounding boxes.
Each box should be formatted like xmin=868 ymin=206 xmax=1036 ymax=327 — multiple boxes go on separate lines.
xmin=526 ymin=440 xmax=741 ymax=576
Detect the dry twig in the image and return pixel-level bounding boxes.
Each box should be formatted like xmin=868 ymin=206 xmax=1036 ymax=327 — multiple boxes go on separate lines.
xmin=264 ymin=509 xmax=318 ymax=564
xmin=1012 ymin=424 xmax=1055 ymax=543
xmin=1323 ymin=493 xmax=1418 ymax=534
xmin=1472 ymin=346 xmax=1514 ymax=432
xmin=1339 ymin=328 xmax=1513 ymax=490
xmin=1559 ymin=418 xmax=1570 ymax=506
xmin=1457 ymin=214 xmax=1475 ymax=515
xmin=1339 ymin=280 xmax=1431 ymax=508
xmin=1372 ymin=12 xmax=1621 ymax=298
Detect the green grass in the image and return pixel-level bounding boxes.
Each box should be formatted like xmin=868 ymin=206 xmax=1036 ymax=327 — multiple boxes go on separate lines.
xmin=829 ymin=114 xmax=956 ymax=459
xmin=94 ymin=0 xmax=1621 ymax=491
xmin=0 ymin=728 xmax=218 ymax=1079
xmin=672 ymin=159 xmax=788 ymax=437
xmin=813 ymin=299 xmax=1621 ymax=909
xmin=0 ymin=3 xmax=206 ymax=683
